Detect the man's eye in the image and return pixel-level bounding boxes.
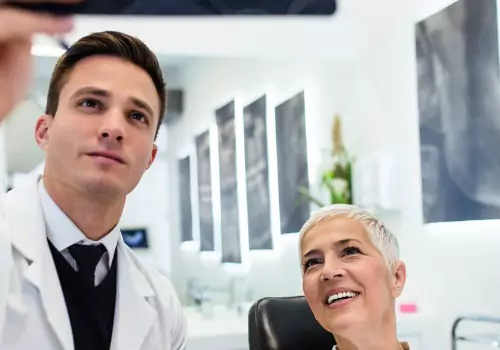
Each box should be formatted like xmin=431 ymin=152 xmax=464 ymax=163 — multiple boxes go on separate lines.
xmin=131 ymin=112 xmax=148 ymax=124
xmin=79 ymin=99 xmax=101 ymax=109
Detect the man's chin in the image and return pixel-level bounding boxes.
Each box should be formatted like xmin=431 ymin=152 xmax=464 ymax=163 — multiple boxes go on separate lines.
xmin=77 ymin=170 xmax=141 ymax=198
xmin=80 ymin=177 xmax=126 ymax=197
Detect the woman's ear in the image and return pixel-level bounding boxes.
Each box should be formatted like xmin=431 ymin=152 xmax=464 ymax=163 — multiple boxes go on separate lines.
xmin=34 ymin=115 xmax=52 ymax=150
xmin=392 ymin=261 xmax=407 ymax=298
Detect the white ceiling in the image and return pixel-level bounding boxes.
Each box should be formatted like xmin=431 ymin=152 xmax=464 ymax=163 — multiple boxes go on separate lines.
xmin=8 ymin=3 xmax=361 ymax=175
xmin=32 ymin=6 xmax=358 ymax=59
xmin=33 ymin=53 xmax=192 ymax=78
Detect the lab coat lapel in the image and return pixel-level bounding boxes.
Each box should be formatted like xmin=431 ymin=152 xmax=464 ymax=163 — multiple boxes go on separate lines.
xmin=111 ymin=237 xmax=156 ymax=350
xmin=2 ymin=181 xmax=74 ymax=350
xmin=0 ymin=216 xmax=13 ymax=334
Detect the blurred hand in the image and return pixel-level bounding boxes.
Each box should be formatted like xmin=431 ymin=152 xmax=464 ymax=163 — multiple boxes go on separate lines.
xmin=0 ymin=1 xmax=80 ymax=119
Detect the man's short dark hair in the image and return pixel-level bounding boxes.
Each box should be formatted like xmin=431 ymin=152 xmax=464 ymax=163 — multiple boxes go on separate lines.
xmin=45 ymin=31 xmax=166 ymax=139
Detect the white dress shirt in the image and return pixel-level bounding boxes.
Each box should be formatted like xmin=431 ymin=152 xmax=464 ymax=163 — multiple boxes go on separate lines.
xmin=38 ymin=179 xmax=120 ymax=286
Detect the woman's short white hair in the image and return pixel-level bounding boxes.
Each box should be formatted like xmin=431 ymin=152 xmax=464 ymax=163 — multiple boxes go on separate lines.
xmin=298 ymin=204 xmax=400 ymax=270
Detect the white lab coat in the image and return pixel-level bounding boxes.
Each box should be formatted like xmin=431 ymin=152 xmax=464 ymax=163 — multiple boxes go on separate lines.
xmin=0 ymin=180 xmax=187 ymax=350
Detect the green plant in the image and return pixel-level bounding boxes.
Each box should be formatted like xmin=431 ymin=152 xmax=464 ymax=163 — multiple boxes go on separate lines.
xmin=298 ymin=114 xmax=354 ymax=207
xmin=298 ymin=155 xmax=354 ymax=207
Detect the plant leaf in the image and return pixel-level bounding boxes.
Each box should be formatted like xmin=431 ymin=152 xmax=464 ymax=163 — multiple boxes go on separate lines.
xmin=297 ymin=187 xmax=325 ymax=207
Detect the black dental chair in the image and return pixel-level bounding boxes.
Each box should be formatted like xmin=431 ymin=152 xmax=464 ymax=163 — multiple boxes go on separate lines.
xmin=248 ymin=296 xmax=336 ymax=350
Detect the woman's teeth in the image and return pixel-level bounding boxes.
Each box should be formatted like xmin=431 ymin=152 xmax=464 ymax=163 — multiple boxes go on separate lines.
xmin=327 ymin=291 xmax=359 ymax=305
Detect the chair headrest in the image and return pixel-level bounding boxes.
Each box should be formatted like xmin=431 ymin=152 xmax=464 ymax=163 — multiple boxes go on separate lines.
xmin=248 ymin=296 xmax=336 ymax=350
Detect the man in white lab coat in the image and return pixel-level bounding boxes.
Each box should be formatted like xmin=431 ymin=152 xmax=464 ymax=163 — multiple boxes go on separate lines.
xmin=0 ymin=5 xmax=187 ymax=350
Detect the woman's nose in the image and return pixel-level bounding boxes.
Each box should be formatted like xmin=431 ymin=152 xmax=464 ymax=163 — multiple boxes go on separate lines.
xmin=320 ymin=258 xmax=345 ymax=281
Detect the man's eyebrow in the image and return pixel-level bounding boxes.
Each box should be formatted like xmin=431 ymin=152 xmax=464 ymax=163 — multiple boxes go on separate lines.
xmin=71 ymin=86 xmax=155 ymax=118
xmin=129 ymin=97 xmax=154 ymax=118
xmin=71 ymin=86 xmax=110 ymax=99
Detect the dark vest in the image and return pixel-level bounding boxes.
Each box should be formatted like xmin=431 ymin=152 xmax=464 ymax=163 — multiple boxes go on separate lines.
xmin=48 ymin=240 xmax=118 ymax=350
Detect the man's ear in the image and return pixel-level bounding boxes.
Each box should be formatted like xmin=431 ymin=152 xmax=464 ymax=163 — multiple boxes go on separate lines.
xmin=391 ymin=261 xmax=407 ymax=298
xmin=34 ymin=115 xmax=53 ymax=151
xmin=146 ymin=144 xmax=158 ymax=170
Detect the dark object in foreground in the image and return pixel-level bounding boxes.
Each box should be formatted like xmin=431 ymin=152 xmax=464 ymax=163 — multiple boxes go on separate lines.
xmin=248 ymin=296 xmax=336 ymax=350
xmin=6 ymin=0 xmax=337 ymax=15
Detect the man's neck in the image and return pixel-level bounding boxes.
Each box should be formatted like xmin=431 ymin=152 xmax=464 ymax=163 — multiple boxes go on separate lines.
xmin=42 ymin=176 xmax=125 ymax=241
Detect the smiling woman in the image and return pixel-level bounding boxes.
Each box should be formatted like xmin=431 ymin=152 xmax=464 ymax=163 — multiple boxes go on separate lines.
xmin=299 ymin=204 xmax=410 ymax=350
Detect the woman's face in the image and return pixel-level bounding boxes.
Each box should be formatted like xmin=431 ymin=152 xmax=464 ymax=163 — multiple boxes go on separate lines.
xmin=301 ymin=216 xmax=405 ymax=335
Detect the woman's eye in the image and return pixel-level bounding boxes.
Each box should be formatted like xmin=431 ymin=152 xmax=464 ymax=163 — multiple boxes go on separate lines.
xmin=304 ymin=258 xmax=322 ymax=271
xmin=342 ymin=246 xmax=361 ymax=256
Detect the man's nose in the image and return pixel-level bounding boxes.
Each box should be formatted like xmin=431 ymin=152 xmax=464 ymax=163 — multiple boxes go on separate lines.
xmin=98 ymin=112 xmax=126 ymax=142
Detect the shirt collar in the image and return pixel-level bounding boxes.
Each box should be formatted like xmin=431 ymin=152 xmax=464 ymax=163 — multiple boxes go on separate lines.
xmin=38 ymin=179 xmax=120 ymax=267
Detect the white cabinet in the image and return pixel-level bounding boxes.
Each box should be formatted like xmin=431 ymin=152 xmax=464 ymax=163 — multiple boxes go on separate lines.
xmin=184 ymin=306 xmax=433 ymax=350
xmin=397 ymin=314 xmax=437 ymax=350
xmin=184 ymin=306 xmax=249 ymax=350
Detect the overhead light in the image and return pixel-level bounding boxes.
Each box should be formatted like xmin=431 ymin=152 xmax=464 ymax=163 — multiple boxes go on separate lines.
xmin=31 ymin=44 xmax=65 ymax=58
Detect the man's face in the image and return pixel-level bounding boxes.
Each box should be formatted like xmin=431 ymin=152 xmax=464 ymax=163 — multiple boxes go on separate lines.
xmin=35 ymin=55 xmax=159 ymax=199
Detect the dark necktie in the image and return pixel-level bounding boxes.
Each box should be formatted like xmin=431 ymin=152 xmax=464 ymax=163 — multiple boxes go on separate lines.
xmin=68 ymin=244 xmax=107 ymax=287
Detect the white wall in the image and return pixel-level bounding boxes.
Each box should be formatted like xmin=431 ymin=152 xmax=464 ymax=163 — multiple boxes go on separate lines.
xmin=410 ymin=1 xmax=500 ymax=349
xmin=117 ymin=124 xmax=171 ymax=275
xmin=162 ymin=54 xmax=435 ymax=311
xmin=4 ymin=98 xmax=46 ymax=174
xmin=159 ymin=2 xmax=500 ymax=349
xmin=165 ymin=57 xmax=365 ymax=304
xmin=415 ymin=0 xmax=457 ymax=22
xmin=0 ymin=0 xmax=497 ymax=349
xmin=163 ymin=54 xmax=442 ymax=340
xmin=341 ymin=0 xmax=500 ymax=348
